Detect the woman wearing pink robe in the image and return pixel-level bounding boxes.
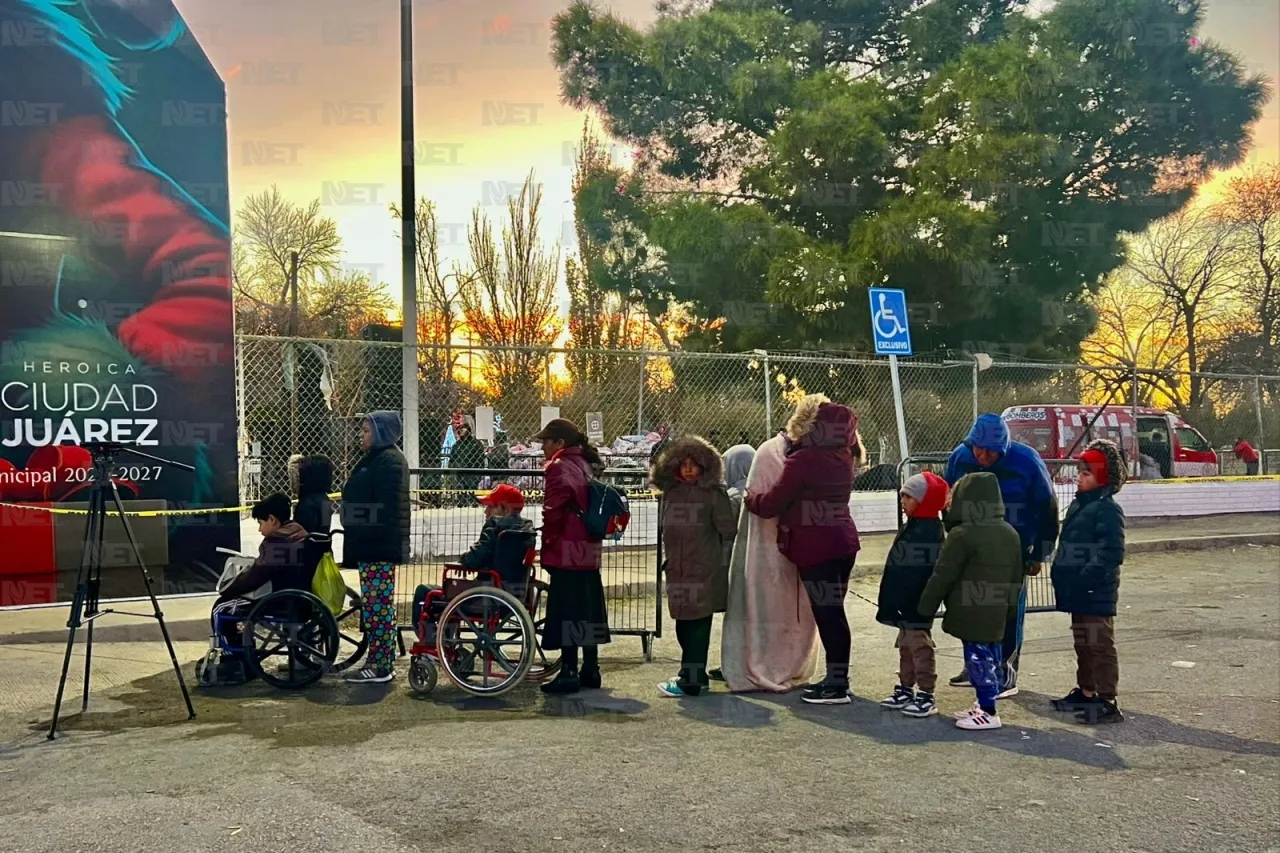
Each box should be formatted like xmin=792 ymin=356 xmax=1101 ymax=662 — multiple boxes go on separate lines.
xmin=719 ymin=436 xmax=819 ymax=692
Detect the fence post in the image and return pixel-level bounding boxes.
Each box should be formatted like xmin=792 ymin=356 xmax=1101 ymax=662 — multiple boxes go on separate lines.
xmin=1255 ymin=376 xmax=1266 ymax=471
xmin=762 ymin=350 xmax=773 ymax=436
xmin=235 ymin=336 xmax=247 ymax=507
xmin=1130 ymin=361 xmax=1140 ymax=477
xmin=545 ymin=357 xmax=553 ymax=406
xmin=636 ymin=349 xmax=647 ymax=434
xmin=971 ymin=358 xmax=979 ymax=422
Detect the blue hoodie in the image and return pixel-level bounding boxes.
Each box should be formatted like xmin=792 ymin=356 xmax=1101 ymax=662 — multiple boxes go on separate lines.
xmin=943 ymin=413 xmax=1060 ymax=563
xmin=365 ymin=411 xmax=402 ymax=450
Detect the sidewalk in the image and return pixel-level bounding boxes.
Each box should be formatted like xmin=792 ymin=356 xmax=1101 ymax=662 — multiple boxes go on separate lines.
xmin=1 ymin=513 xmax=1274 ymax=648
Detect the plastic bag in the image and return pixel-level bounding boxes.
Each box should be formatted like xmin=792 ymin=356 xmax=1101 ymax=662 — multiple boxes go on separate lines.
xmin=312 ymin=550 xmax=345 ymax=615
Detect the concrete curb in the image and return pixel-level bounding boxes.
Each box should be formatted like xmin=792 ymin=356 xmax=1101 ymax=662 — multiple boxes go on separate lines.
xmin=1125 ymin=532 xmax=1280 ymax=553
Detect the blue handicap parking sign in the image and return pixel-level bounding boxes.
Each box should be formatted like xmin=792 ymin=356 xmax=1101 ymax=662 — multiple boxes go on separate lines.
xmin=868 ymin=288 xmax=912 ymax=357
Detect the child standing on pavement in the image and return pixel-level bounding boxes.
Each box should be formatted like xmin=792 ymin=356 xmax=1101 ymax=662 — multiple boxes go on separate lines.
xmin=1050 ymin=439 xmax=1127 ymax=724
xmin=917 ymin=471 xmax=1025 ymax=731
xmin=651 ymin=435 xmax=738 ymax=697
xmin=876 ymin=471 xmax=950 ymax=718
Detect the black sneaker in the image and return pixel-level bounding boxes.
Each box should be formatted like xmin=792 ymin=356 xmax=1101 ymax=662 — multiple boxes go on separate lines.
xmin=1076 ymin=700 xmax=1124 ymax=725
xmin=541 ymin=669 xmax=581 ymax=695
xmin=948 ymin=669 xmax=971 ymax=688
xmin=1051 ymin=687 xmax=1097 ymax=712
xmin=802 ymin=682 xmax=851 ymax=705
xmin=579 ymin=667 xmax=602 ymax=690
xmin=708 ymin=668 xmax=725 ymax=682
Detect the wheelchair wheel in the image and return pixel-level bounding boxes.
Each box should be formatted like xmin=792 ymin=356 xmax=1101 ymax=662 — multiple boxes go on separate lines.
xmin=243 ymin=590 xmax=339 ymax=689
xmin=437 ymin=586 xmax=535 ymax=697
xmin=408 ymin=655 xmax=437 ymax=695
xmin=525 ymin=578 xmax=562 ymax=683
xmin=333 ymin=585 xmax=369 ymax=672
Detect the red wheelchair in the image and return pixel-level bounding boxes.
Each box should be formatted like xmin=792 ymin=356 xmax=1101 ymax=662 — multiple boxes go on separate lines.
xmin=407 ymin=529 xmax=562 ymax=697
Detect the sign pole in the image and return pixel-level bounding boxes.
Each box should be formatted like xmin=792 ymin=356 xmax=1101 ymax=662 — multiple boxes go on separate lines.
xmin=888 ymin=355 xmax=910 ymax=462
xmin=399 ymin=0 xmax=420 ymax=469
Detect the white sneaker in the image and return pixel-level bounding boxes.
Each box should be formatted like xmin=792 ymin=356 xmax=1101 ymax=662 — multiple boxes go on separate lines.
xmin=996 ymin=684 xmax=1019 ymax=699
xmin=956 ymin=710 xmax=1002 ymax=730
xmin=952 ymin=702 xmax=980 ymax=720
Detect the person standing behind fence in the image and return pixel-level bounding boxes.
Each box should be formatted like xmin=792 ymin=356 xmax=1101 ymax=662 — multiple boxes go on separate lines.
xmin=1051 ymin=440 xmax=1127 ymax=725
xmin=450 ymin=422 xmax=486 ymax=505
xmin=535 ymin=418 xmax=610 ymax=695
xmin=1234 ymin=437 xmax=1260 ymax=476
xmin=290 ymin=454 xmax=334 ymax=535
xmin=340 ymin=411 xmax=410 ymax=684
xmin=651 ymin=435 xmax=737 ymax=697
xmin=943 ymin=413 xmax=1059 ymax=698
xmin=746 ymin=394 xmax=863 ymax=706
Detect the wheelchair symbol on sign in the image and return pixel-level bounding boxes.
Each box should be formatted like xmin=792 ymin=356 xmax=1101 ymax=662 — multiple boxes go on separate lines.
xmin=873 ymin=292 xmax=907 ymax=339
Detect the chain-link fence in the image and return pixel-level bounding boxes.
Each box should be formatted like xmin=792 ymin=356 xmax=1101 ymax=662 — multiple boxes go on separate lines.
xmin=237 ymin=335 xmax=1280 ymax=504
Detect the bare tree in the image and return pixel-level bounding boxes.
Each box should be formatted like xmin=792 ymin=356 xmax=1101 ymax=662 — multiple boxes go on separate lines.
xmin=1083 ymin=269 xmax=1185 ymax=404
xmin=1121 ymin=208 xmax=1238 ymax=413
xmin=233 ymin=186 xmax=348 ymax=335
xmin=1212 ymin=165 xmax=1280 ymax=374
xmin=460 ymin=173 xmax=563 ymax=428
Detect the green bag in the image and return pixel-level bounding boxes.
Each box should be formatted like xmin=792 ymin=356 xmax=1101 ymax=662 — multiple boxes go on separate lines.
xmin=312 ymin=550 xmax=345 ymax=615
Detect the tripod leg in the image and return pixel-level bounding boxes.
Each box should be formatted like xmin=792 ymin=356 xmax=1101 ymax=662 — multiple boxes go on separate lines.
xmin=82 ymin=497 xmax=107 ymax=713
xmin=49 ymin=489 xmax=104 ymax=740
xmin=108 ymin=483 xmax=196 ymax=720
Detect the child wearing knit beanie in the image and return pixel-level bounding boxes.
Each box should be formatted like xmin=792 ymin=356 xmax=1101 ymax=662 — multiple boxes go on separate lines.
xmin=875 ymin=471 xmax=950 ymax=718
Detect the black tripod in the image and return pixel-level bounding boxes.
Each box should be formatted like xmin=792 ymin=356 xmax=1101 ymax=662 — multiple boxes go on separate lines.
xmin=48 ymin=442 xmax=196 ymax=739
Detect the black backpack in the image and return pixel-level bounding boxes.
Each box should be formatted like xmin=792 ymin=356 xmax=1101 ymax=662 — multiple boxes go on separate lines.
xmin=580 ymin=479 xmax=631 ymax=541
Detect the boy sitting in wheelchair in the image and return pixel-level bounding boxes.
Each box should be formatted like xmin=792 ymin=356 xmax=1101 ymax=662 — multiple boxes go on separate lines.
xmin=198 ymin=493 xmax=311 ymax=685
xmin=413 ymin=484 xmax=534 ymax=646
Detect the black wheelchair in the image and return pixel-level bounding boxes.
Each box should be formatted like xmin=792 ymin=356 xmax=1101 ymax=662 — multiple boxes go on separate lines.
xmin=201 ymin=531 xmax=368 ymax=689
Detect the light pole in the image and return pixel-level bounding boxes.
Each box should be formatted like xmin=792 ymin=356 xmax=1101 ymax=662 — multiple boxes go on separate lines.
xmin=400 ymin=0 xmax=420 ymax=468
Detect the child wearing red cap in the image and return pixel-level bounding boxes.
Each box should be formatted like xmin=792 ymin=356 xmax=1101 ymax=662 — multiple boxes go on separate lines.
xmin=1050 ymin=439 xmax=1127 ymax=724
xmin=877 ymin=471 xmax=950 ymax=717
xmin=412 ymin=484 xmax=533 ymax=639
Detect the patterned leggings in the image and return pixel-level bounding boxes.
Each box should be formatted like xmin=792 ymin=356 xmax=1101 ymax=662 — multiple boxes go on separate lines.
xmin=359 ymin=562 xmax=397 ymax=673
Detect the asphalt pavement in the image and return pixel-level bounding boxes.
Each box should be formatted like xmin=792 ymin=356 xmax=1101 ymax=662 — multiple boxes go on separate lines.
xmin=0 ymin=542 xmax=1278 ymax=853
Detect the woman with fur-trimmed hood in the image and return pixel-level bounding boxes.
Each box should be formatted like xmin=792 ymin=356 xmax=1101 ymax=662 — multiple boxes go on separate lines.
xmin=1050 ymin=439 xmax=1127 ymax=725
xmin=651 ymin=435 xmax=738 ymax=697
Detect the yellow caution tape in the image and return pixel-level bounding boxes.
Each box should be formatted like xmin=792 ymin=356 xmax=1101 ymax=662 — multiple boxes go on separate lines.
xmin=0 ymin=502 xmax=252 ymax=517
xmin=1140 ymin=475 xmax=1280 ymax=485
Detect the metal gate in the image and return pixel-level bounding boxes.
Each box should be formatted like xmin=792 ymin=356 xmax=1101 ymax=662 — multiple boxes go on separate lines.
xmin=896 ymin=454 xmax=1079 ymax=614
xmin=397 ymin=467 xmax=661 ymax=660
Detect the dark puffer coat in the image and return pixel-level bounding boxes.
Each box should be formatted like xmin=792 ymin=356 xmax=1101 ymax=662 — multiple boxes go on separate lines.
xmin=652 ymin=436 xmax=738 ymax=621
xmin=876 ymin=473 xmax=949 ymax=630
xmin=292 ymin=454 xmax=334 ymax=535
xmin=340 ymin=411 xmax=411 ymax=566
xmin=1052 ymin=438 xmax=1126 ymax=617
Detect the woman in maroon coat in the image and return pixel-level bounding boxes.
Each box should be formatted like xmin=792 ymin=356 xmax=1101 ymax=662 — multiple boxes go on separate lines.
xmin=535 ymin=418 xmax=610 ymax=694
xmin=746 ymin=395 xmax=863 ymax=705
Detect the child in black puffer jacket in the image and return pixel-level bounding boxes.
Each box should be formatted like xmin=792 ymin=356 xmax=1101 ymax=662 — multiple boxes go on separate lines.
xmin=1051 ymin=439 xmax=1127 ymax=725
xmin=876 ymin=471 xmax=949 ymax=718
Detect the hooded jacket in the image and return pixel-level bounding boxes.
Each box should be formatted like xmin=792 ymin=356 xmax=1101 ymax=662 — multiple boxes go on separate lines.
xmin=652 ymin=436 xmax=738 ymax=620
xmin=875 ymin=472 xmax=948 ymax=629
xmin=292 ymin=454 xmax=334 ymax=535
xmin=944 ymin=413 xmax=1060 ymax=565
xmin=340 ymin=411 xmax=410 ymax=566
xmin=217 ymin=521 xmax=310 ymax=602
xmin=1052 ymin=440 xmax=1127 ymax=617
xmin=745 ymin=402 xmax=861 ymax=569
xmin=917 ymin=472 xmax=1025 ymax=643
xmin=722 ymin=444 xmax=755 ymax=522
xmin=541 ymin=445 xmax=600 ymax=571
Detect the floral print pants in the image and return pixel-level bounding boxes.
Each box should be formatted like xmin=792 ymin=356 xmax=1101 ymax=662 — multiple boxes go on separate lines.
xmin=358 ymin=562 xmax=397 ymax=674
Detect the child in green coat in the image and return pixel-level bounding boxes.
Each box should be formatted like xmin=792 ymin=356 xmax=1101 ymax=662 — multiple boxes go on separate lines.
xmin=917 ymin=472 xmax=1025 ymax=731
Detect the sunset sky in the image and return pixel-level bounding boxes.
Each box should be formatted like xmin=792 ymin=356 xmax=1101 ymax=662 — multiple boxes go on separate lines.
xmin=172 ymin=0 xmax=1280 ymax=311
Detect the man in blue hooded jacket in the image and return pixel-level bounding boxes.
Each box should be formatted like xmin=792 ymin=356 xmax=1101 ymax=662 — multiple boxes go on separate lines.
xmin=942 ymin=413 xmax=1060 ymax=696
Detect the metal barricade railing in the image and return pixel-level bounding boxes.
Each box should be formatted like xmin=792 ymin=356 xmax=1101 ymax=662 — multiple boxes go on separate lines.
xmin=896 ymin=454 xmax=1075 ymax=614
xmin=400 ymin=467 xmax=661 ymax=659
